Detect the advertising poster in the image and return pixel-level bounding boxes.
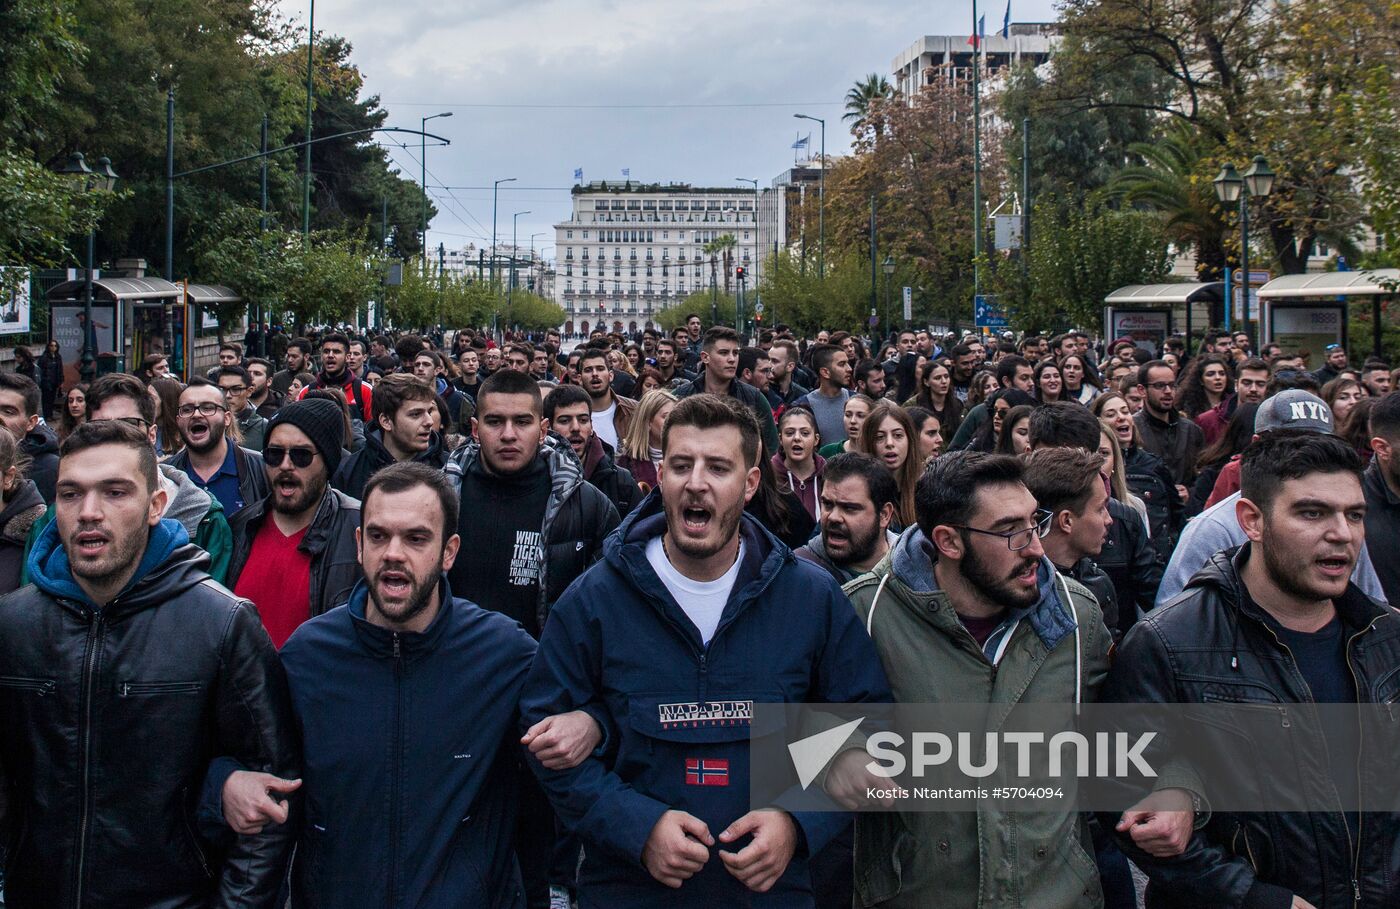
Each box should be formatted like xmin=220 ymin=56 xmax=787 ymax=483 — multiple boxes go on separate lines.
xmin=0 ymin=268 xmax=31 ymax=336
xmin=1269 ymin=305 xmax=1344 ymax=369
xmin=1107 ymin=309 xmax=1170 ymax=354
xmin=51 ymin=306 xmax=120 ymax=387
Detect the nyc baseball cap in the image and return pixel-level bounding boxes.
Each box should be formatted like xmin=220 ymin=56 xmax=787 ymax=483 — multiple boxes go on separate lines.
xmin=1255 ymin=390 xmax=1334 ymax=435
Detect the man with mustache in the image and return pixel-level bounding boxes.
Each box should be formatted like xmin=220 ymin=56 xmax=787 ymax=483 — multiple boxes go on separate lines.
xmin=298 ymin=331 xmax=373 ymax=424
xmin=576 ymin=347 xmax=636 ymax=453
xmin=1102 ymin=430 xmax=1400 ymax=909
xmin=227 ymin=398 xmax=362 ymax=647
xmin=795 ymin=452 xmax=899 ymax=584
xmin=520 ymin=394 xmax=891 ymax=907
xmin=0 ymin=420 xmax=298 ymax=907
xmin=840 ymin=451 xmax=1192 ymax=908
xmin=168 ymin=378 xmax=268 ymax=519
xmin=543 ymin=384 xmax=639 ymax=518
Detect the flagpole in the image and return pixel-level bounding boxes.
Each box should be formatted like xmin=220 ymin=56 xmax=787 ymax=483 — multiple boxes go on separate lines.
xmin=972 ymin=0 xmax=983 ymax=305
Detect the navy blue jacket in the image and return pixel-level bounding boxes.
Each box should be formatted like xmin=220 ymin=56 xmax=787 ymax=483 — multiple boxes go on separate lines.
xmin=519 ymin=490 xmax=892 ymax=908
xmin=281 ymin=578 xmax=537 ymax=909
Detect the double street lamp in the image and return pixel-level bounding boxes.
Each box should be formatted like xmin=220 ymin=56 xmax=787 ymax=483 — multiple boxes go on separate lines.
xmin=491 ymin=177 xmax=517 ymax=288
xmin=420 ymin=111 xmax=453 ymax=256
xmin=510 ymin=210 xmax=531 ymax=306
xmin=55 ymin=152 xmax=120 ymax=382
xmin=1213 ymin=155 xmax=1275 ymax=346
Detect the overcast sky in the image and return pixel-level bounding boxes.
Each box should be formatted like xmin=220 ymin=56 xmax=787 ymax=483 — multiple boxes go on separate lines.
xmin=284 ymin=0 xmax=1060 ymax=259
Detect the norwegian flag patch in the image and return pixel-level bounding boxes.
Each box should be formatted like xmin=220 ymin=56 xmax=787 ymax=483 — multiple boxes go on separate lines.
xmin=685 ymin=758 xmax=729 ymax=787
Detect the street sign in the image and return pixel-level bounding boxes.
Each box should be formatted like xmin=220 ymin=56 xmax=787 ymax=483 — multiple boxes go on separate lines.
xmin=868 ymin=314 xmax=879 ymax=328
xmin=993 ymin=215 xmax=1023 ymax=250
xmin=754 ymin=302 xmax=764 ymax=314
xmin=902 ymin=287 xmax=912 ymax=322
xmin=974 ymin=294 xmax=1009 ymax=329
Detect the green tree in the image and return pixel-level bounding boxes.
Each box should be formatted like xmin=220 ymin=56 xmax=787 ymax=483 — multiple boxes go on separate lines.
xmin=844 ymin=74 xmax=892 ymax=123
xmin=499 ymin=291 xmax=566 ymax=332
xmin=279 ymin=231 xmax=382 ymax=329
xmin=703 ymin=235 xmax=738 ymax=295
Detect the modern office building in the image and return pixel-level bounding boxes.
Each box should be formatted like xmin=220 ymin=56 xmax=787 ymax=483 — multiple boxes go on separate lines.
xmin=891 ymin=23 xmax=1058 ymax=99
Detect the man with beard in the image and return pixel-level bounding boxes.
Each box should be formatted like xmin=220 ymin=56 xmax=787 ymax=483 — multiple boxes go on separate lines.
xmin=0 ymin=371 xmax=58 ymax=504
xmin=839 ymin=451 xmax=1193 ymax=908
xmin=738 ymin=346 xmax=782 ymax=411
xmin=1101 ymin=430 xmax=1400 ymax=908
xmin=654 ymin=338 xmax=695 ymax=386
xmin=796 ymin=452 xmax=898 ymax=583
xmin=333 ymin=374 xmax=446 ymax=501
xmin=218 ymin=364 xmax=268 ymax=452
xmin=484 ymin=345 xmax=504 ymax=374
xmin=168 ymin=378 xmax=268 ymax=518
xmin=300 ymin=332 xmax=373 ymax=423
xmin=576 ymin=347 xmax=636 ymax=453
xmin=271 ymin=463 xmax=574 ymax=905
xmin=444 ymin=368 xmax=618 ymax=908
xmin=271 ymin=336 xmax=313 ymax=397
xmin=544 ymin=384 xmax=639 ymax=517
xmin=1134 ymin=360 xmax=1203 ymax=497
xmin=767 ymin=340 xmax=810 ymax=409
xmin=1361 ymin=358 xmax=1392 ymax=398
xmin=245 ymin=357 xmax=283 ymax=418
xmin=0 ymin=420 xmax=297 ymax=907
xmin=853 ymin=358 xmax=887 ymax=400
xmin=520 ymin=394 xmax=892 ymax=907
xmin=798 ymin=344 xmax=851 ymax=446
xmin=1195 ymin=357 xmax=1270 ymax=446
xmin=227 ymin=398 xmax=362 ymax=646
xmin=948 ymin=342 xmax=981 ymax=403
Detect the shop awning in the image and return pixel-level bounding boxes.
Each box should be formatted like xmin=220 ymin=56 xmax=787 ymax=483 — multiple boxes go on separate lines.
xmin=45 ymin=277 xmax=184 ymax=303
xmin=1104 ymin=282 xmax=1224 ymax=305
xmin=184 ymin=284 xmax=241 ymax=305
xmin=1257 ymin=270 xmax=1400 ymax=299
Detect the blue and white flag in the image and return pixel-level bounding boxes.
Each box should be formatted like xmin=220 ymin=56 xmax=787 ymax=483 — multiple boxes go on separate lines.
xmin=622 ymin=168 xmax=630 ymax=177
xmin=1001 ymin=1 xmax=1010 ymax=37
xmin=791 ymin=133 xmax=810 ymax=150
xmin=574 ymin=167 xmax=583 ymax=181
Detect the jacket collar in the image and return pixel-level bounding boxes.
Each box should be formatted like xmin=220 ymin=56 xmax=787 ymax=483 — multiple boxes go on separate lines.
xmin=1193 ymin=544 xmax=1392 ymax=634
xmin=28 ymin=518 xmax=200 ymax=615
xmin=1365 ymin=461 xmax=1400 ymax=507
xmin=347 ymin=574 xmax=455 ymax=659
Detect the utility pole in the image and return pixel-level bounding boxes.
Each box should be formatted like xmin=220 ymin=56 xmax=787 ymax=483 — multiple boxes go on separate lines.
xmin=165 ymin=89 xmax=175 ymax=281
xmin=302 ymin=0 xmax=314 ymax=239
xmin=972 ymin=0 xmax=983 ymax=300
xmin=255 ymin=113 xmax=268 ymax=353
xmin=869 ymin=194 xmax=877 ymax=330
xmin=1021 ymin=117 xmax=1030 ymax=313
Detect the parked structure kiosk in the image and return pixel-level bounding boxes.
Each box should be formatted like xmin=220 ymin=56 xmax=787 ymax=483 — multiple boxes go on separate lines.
xmin=1256 ymin=269 xmax=1397 ymax=364
xmin=1103 ymin=282 xmax=1225 ymax=354
xmin=45 ymin=277 xmax=184 ymax=387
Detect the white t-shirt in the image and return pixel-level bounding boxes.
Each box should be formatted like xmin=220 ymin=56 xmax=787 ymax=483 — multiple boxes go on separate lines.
xmin=593 ymin=400 xmax=619 ymax=451
xmin=645 ymin=535 xmax=745 ymax=645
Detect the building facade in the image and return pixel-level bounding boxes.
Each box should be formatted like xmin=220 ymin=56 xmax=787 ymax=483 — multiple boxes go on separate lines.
xmin=554 ymin=182 xmax=764 ymax=335
xmin=891 ymin=23 xmax=1057 ymax=100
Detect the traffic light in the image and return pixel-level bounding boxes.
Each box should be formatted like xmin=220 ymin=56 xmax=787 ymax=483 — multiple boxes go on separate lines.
xmin=735 ymin=266 xmax=745 ymax=280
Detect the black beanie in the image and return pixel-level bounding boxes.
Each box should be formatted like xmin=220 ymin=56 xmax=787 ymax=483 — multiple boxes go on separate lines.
xmin=266 ymin=398 xmax=345 ymax=476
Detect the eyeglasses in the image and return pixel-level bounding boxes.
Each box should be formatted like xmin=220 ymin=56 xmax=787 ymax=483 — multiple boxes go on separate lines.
xmin=1144 ymin=382 xmax=1174 ymax=391
xmin=263 ymin=446 xmax=318 ymax=468
xmin=219 ymin=384 xmax=247 ymax=394
xmin=953 ymin=509 xmax=1053 ymax=551
xmin=176 ymin=402 xmax=227 ymax=418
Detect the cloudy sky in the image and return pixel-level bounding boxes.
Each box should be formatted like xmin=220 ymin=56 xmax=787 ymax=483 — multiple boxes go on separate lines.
xmin=284 ymin=0 xmax=1060 ymax=258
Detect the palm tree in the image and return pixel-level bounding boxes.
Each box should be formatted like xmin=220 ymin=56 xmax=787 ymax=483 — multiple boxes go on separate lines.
xmin=843 ymin=73 xmax=893 ymax=124
xmin=1107 ymin=125 xmax=1227 ymax=281
xmin=704 ymin=234 xmax=738 ymax=294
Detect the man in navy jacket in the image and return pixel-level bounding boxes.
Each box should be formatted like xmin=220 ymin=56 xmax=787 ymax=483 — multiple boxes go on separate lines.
xmin=520 ymin=394 xmax=892 ymax=908
xmin=215 ymin=461 xmax=593 ymax=908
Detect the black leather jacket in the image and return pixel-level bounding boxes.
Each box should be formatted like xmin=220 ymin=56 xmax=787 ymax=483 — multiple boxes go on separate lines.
xmin=1097 ymin=497 xmax=1163 ymax=638
xmin=0 ymin=543 xmax=299 ymax=908
xmin=1124 ymin=444 xmax=1181 ymax=564
xmin=227 ymin=488 xmax=363 ymax=619
xmin=1101 ymin=546 xmax=1400 ymax=909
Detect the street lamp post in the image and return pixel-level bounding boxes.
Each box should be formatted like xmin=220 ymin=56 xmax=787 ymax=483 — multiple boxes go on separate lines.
xmin=1213 ymin=155 xmax=1275 ymax=347
xmin=510 ymin=211 xmax=531 ymax=307
xmin=56 ymin=153 xmax=119 ymax=383
xmin=736 ymin=178 xmax=759 ymax=284
xmin=530 ymin=232 xmax=545 ymax=292
xmin=492 ymin=177 xmax=517 ymax=289
xmin=420 ymin=111 xmax=452 ymax=258
xmin=882 ymin=255 xmax=896 ymax=339
xmin=794 ymin=113 xmax=825 ymax=278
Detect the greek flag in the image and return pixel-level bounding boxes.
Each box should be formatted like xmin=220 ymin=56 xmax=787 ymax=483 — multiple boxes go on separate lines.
xmin=1002 ymin=1 xmax=1010 ymax=37
xmin=791 ymin=133 xmax=810 ymax=150
xmin=573 ymin=167 xmax=583 ymax=181
xmin=622 ymin=168 xmax=630 ymax=177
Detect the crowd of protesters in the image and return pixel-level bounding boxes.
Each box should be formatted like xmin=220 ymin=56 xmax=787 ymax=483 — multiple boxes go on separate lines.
xmin=0 ymin=313 xmax=1397 ymax=909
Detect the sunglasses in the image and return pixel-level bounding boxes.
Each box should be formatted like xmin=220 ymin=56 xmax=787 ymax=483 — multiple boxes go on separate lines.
xmin=263 ymin=446 xmax=318 ymax=468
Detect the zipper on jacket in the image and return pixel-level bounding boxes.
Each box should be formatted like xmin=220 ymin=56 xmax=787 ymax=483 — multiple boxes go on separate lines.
xmin=390 ymin=631 xmax=404 ymax=907
xmin=0 ymin=676 xmax=55 ymax=695
xmin=73 ymin=608 xmax=106 ymax=906
xmin=120 ymin=680 xmax=202 ymax=696
xmin=1343 ymin=622 xmax=1378 ymax=908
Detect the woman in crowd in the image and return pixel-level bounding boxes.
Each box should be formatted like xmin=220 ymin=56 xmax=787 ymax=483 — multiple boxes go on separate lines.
xmin=1339 ymin=398 xmax=1375 ymax=462
xmin=906 ymin=358 xmax=962 ymax=442
xmin=36 ymin=340 xmax=64 ymax=420
xmin=150 ymin=376 xmax=184 ymax=459
xmin=1097 ymin=422 xmax=1148 ymax=528
xmin=1186 ymin=402 xmax=1259 ymax=518
xmin=1034 ymin=358 xmax=1065 ymax=403
xmin=905 ymin=406 xmax=943 ymax=463
xmin=624 ymin=344 xmax=644 ymax=374
xmin=636 ymin=366 xmax=666 ymax=395
xmin=746 ymin=454 xmax=816 ymax=550
xmin=1060 ymin=354 xmax=1102 ymax=405
xmin=818 ymin=394 xmax=874 ymax=458
xmin=0 ymin=430 xmax=44 ymax=595
xmin=1176 ymin=355 xmax=1232 ymax=420
xmin=772 ymin=406 xmax=824 ymax=521
xmin=891 ymin=350 xmax=923 ymax=405
xmin=967 ymin=370 xmax=999 ymax=409
xmin=615 ymin=389 xmax=676 ymax=494
xmin=858 ymin=402 xmax=919 ymax=529
xmin=1093 ymin=390 xmax=1177 ymax=558
xmin=1322 ymin=376 xmax=1367 ymax=426
xmin=995 ymin=404 xmax=1035 ymax=456
xmin=969 ymin=389 xmax=1036 ymax=452
xmin=286 ymin=371 xmax=315 ymax=400
xmin=1095 ymin=420 xmax=1163 ymax=638
xmin=58 ymin=384 xmax=87 ymax=442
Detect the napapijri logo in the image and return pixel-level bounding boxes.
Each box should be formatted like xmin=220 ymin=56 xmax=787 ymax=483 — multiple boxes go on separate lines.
xmin=658 ymin=700 xmax=753 ymax=728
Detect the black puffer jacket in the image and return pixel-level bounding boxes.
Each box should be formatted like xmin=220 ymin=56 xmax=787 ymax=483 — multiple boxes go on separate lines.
xmin=1124 ymin=444 xmax=1181 ymax=564
xmin=1097 ymin=497 xmax=1163 ymax=638
xmin=1101 ymin=546 xmax=1400 ymax=909
xmin=579 ymin=435 xmax=640 ymax=518
xmin=227 ymin=488 xmax=363 ymax=618
xmin=0 ymin=527 xmax=299 ymax=908
xmin=19 ymin=424 xmax=59 ymax=505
